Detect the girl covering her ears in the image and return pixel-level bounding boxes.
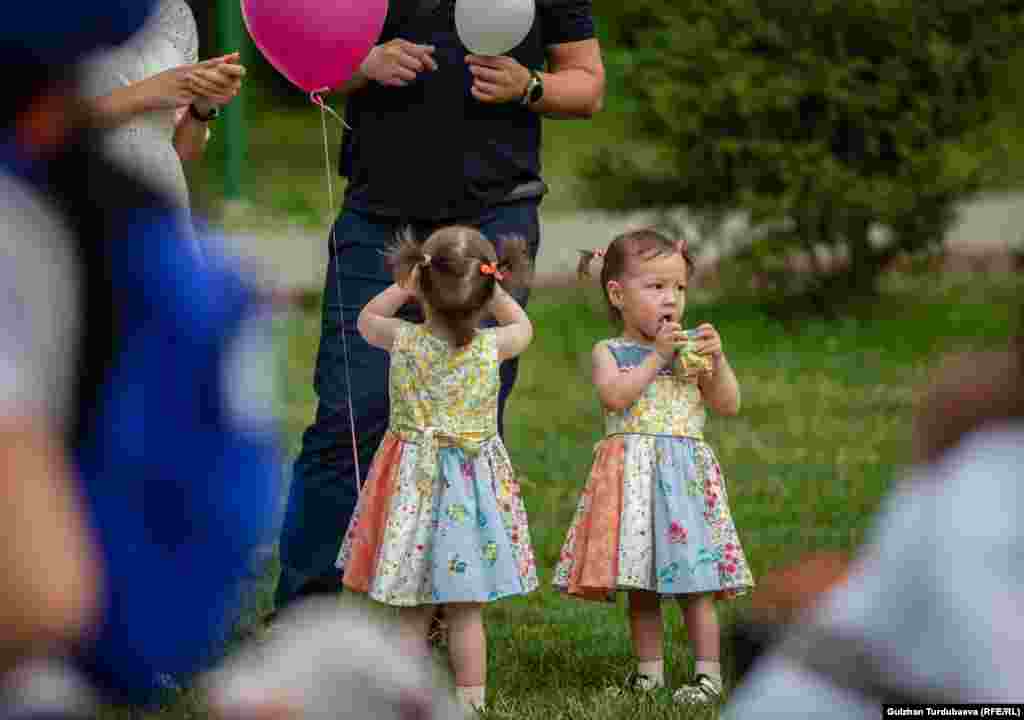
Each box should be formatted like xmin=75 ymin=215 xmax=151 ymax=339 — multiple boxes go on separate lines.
xmin=552 ymin=228 xmax=754 ymax=705
xmin=336 ymin=226 xmax=538 ymax=714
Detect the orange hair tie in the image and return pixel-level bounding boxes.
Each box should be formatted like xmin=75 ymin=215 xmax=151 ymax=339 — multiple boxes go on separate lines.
xmin=480 ymin=262 xmax=505 ymax=280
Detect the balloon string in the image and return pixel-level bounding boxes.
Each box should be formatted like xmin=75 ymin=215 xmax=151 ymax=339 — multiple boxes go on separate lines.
xmin=311 ymin=89 xmax=352 ymax=130
xmin=314 ymin=90 xmax=362 ymax=493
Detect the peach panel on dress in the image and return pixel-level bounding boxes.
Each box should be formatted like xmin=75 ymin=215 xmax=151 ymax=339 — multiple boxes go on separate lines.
xmin=341 ymin=434 xmax=404 ymax=593
xmin=567 ymin=437 xmax=626 ymax=600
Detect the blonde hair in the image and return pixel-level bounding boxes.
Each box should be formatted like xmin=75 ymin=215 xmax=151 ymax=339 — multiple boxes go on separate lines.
xmin=386 ymin=226 xmax=532 ymax=346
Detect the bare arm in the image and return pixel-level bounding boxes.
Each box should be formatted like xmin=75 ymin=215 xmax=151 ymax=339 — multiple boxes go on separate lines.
xmin=534 ymin=38 xmax=605 ymax=118
xmin=173 ymin=106 xmax=210 ymax=163
xmin=87 ymin=81 xmax=168 ymax=128
xmin=357 ymin=284 xmax=417 ymax=351
xmin=0 ymin=419 xmax=101 ymax=674
xmin=466 ymin=38 xmax=605 ymax=118
xmin=592 ymin=342 xmax=668 ymax=412
xmin=173 ymin=58 xmax=245 ymax=163
xmin=693 ymin=323 xmax=741 ymax=415
xmin=699 ymin=353 xmax=741 ymax=415
xmin=593 ymin=321 xmax=687 ymax=411
xmin=490 ymin=285 xmax=533 ymax=361
xmin=87 ymin=54 xmax=241 ymax=132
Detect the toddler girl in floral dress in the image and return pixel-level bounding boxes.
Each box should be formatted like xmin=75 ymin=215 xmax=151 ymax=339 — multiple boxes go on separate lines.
xmin=337 ymin=226 xmax=537 ymax=714
xmin=553 ymin=229 xmax=754 ymax=705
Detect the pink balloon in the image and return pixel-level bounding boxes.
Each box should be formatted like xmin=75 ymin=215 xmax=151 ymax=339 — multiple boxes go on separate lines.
xmin=242 ymin=0 xmax=388 ymax=94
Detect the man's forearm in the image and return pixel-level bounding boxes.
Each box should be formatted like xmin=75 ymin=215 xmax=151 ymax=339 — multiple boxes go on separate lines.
xmin=531 ymin=67 xmax=604 ymax=119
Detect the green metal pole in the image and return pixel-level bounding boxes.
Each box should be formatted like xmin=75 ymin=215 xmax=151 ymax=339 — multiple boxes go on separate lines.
xmin=217 ymin=0 xmax=246 ymax=201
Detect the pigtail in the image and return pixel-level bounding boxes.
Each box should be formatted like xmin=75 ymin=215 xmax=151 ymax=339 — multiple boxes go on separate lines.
xmin=576 ymin=250 xmax=596 ymax=279
xmin=577 ymin=247 xmax=606 ymax=282
xmin=384 ymin=227 xmax=427 ymax=289
xmin=576 ymin=249 xmax=605 ymax=280
xmin=676 ymin=233 xmax=696 ymax=274
xmin=493 ymin=234 xmax=533 ymax=290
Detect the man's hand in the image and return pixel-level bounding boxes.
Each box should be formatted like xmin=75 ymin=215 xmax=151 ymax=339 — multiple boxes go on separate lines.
xmin=361 ymin=39 xmax=438 ymax=87
xmin=466 ymin=55 xmax=531 ymax=103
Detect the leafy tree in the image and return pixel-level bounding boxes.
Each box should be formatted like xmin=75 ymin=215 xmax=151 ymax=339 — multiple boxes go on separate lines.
xmin=583 ymin=0 xmax=1024 ymax=302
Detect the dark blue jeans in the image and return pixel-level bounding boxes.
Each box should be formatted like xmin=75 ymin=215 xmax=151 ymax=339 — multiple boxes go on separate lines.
xmin=273 ymin=202 xmax=540 ymax=610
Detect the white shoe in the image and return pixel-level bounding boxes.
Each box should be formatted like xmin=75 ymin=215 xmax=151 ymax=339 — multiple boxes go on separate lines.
xmin=457 ymin=698 xmax=485 ymax=716
xmin=673 ymin=674 xmax=723 ymax=705
xmin=604 ymin=672 xmax=663 ymax=696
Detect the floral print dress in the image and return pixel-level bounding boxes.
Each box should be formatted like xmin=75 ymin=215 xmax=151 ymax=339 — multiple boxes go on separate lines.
xmin=552 ymin=338 xmax=754 ymax=601
xmin=338 ymin=322 xmax=538 ymax=606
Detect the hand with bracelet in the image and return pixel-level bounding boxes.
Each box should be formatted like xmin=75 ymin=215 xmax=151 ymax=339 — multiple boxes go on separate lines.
xmin=86 ymin=51 xmax=244 ymax=164
xmin=88 ymin=53 xmax=242 ymax=125
xmin=173 ymin=53 xmax=244 ymax=161
xmin=185 ymin=52 xmax=246 ymax=122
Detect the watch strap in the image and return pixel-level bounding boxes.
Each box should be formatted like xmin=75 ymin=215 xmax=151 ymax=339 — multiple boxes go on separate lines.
xmin=189 ymin=103 xmax=219 ymax=122
xmin=521 ymin=70 xmax=542 ymax=106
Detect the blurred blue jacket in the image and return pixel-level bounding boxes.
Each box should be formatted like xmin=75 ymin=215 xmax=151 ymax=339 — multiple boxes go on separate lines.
xmin=2 ymin=2 xmax=155 ymax=68
xmin=1 ymin=132 xmax=281 ymax=706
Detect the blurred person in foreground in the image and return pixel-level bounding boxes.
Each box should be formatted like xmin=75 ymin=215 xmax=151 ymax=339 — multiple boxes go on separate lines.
xmin=0 ymin=162 xmax=102 ymax=696
xmin=204 ymin=597 xmax=463 ymax=720
xmin=1 ymin=0 xmax=279 ymax=713
xmin=723 ymin=312 xmax=1024 ymax=716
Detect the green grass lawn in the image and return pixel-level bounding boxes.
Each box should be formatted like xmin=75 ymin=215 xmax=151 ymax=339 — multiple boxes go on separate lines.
xmin=101 ymin=271 xmax=1021 ymax=719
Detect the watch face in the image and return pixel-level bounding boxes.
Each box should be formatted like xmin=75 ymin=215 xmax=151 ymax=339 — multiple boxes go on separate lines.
xmin=530 ymin=78 xmax=543 ymax=102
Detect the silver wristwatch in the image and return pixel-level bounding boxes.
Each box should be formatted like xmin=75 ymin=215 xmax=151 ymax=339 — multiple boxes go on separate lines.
xmin=521 ymin=70 xmax=543 ymax=106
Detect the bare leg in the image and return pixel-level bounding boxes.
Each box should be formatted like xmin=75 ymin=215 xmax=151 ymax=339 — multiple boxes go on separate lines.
xmin=444 ymin=603 xmax=486 ymax=687
xmin=680 ymin=594 xmax=719 ymax=662
xmin=445 ymin=603 xmax=486 ymax=712
xmin=628 ymin=590 xmax=664 ymax=662
xmin=397 ymin=605 xmax=435 ymax=661
xmin=673 ymin=594 xmax=723 ymax=703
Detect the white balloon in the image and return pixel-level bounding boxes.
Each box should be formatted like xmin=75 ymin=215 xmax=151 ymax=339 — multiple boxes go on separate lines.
xmin=455 ymin=0 xmax=536 ymax=56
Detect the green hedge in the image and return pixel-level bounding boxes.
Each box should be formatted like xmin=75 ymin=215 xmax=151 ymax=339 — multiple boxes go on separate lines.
xmin=583 ymin=0 xmax=1024 ymax=303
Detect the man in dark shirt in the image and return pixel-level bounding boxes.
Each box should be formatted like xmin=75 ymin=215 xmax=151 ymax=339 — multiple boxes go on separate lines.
xmin=273 ymin=0 xmax=604 ymax=611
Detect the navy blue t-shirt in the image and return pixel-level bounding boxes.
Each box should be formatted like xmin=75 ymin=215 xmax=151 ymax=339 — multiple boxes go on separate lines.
xmin=340 ymin=0 xmax=595 ymax=221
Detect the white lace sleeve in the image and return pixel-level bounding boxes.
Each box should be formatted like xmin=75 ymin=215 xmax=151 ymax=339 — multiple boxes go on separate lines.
xmin=78 ymin=0 xmax=197 ymax=100
xmin=158 ymin=0 xmax=199 ymax=65
xmin=78 ymin=45 xmax=131 ymax=100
